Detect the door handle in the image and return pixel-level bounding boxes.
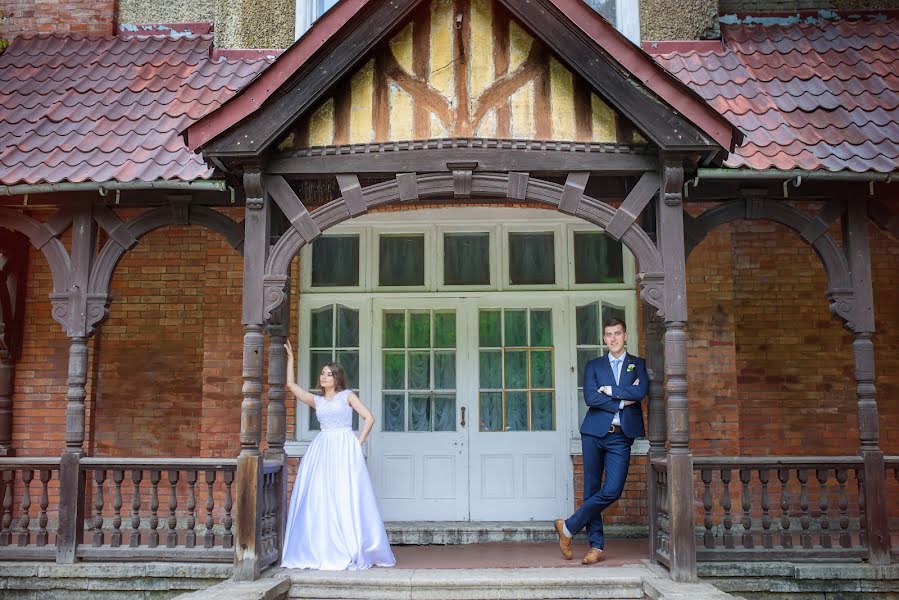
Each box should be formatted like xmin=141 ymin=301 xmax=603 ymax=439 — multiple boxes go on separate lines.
xmin=460 ymin=406 xmax=466 ymax=427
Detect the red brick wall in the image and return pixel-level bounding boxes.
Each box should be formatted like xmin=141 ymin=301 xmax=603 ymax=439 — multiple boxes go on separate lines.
xmin=1 ymin=1 xmax=116 ymax=37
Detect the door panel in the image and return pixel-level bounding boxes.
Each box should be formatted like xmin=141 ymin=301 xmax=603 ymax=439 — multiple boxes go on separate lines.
xmin=371 ymin=300 xmax=469 ymax=520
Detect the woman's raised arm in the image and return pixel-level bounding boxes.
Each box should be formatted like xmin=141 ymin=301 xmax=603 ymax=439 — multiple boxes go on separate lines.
xmin=284 ymin=341 xmax=316 ymax=408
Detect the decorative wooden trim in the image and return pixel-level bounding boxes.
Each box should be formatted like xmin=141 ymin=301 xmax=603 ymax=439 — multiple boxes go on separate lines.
xmin=379 ymin=47 xmax=453 ymax=128
xmin=335 ymin=174 xmax=368 ymax=217
xmin=266 ymin=175 xmax=322 ymax=243
xmin=493 ymin=2 xmax=511 ymax=138
xmin=271 ymin=141 xmax=655 ymax=175
xmin=471 ymin=44 xmax=547 ymax=131
xmin=453 ymin=169 xmax=473 ymax=199
xmin=558 ymin=171 xmax=590 ymax=216
xmin=869 ymin=200 xmax=899 ymax=240
xmin=397 ymin=172 xmax=419 ymax=201
xmin=453 ymin=0 xmax=472 ymax=137
xmin=0 ymin=208 xmax=71 ymax=295
xmin=605 ymin=171 xmax=660 ymax=240
xmin=800 ymin=198 xmax=847 ymax=244
xmin=411 ymin=3 xmax=431 ymax=139
xmin=507 ymin=172 xmax=529 ymax=200
xmin=92 ymin=205 xmax=138 ymax=250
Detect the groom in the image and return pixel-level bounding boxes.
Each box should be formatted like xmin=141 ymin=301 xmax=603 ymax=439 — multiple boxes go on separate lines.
xmin=555 ymin=317 xmax=648 ymax=564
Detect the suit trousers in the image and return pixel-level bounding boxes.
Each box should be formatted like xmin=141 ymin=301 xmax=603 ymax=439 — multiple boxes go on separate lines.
xmin=565 ymin=431 xmax=632 ymax=550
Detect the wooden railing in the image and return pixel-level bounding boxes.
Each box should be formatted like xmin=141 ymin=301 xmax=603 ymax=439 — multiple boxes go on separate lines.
xmin=258 ymin=460 xmax=285 ymax=569
xmin=693 ymin=457 xmax=868 ymax=561
xmin=650 ymin=459 xmax=671 ymax=567
xmin=886 ymin=455 xmax=899 ymax=561
xmin=77 ymin=458 xmax=237 ymax=561
xmin=0 ymin=457 xmax=61 ymax=560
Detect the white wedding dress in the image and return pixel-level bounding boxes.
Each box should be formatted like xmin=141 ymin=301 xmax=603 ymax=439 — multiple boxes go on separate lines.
xmin=281 ymin=389 xmax=395 ymax=570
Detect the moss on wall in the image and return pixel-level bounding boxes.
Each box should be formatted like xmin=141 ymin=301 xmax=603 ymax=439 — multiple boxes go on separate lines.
xmin=641 ymin=0 xmax=719 ymax=40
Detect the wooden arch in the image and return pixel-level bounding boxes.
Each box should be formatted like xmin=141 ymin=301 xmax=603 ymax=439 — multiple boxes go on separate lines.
xmin=260 ymin=172 xmax=665 ymax=322
xmin=684 ymin=199 xmax=856 ymax=330
xmin=0 ymin=208 xmax=71 ymax=294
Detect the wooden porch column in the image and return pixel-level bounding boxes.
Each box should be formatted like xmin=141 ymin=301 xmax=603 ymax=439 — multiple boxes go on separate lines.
xmin=0 ymin=357 xmax=13 ymax=456
xmin=643 ymin=303 xmax=667 ymax=561
xmin=235 ymin=170 xmax=270 ymax=581
xmin=844 ymin=199 xmax=890 ymax=564
xmin=266 ymin=302 xmax=291 ymax=562
xmin=658 ymin=159 xmax=696 ymax=581
xmin=0 ymin=230 xmax=29 ymax=456
xmin=56 ymin=205 xmax=97 ymax=563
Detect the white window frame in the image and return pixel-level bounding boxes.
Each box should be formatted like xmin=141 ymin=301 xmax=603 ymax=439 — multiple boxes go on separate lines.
xmin=585 ymin=0 xmax=641 ymax=44
xmin=299 ymin=227 xmax=368 ymax=293
xmin=566 ymin=223 xmax=636 ymax=290
xmin=501 ymin=224 xmax=565 ymax=292
xmin=294 ymin=0 xmax=339 ymax=40
xmin=436 ymin=226 xmax=499 ymax=292
xmin=371 ymin=226 xmax=435 ymax=292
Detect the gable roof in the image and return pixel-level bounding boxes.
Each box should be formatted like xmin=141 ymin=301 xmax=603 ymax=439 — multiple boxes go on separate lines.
xmin=652 ymin=16 xmax=899 ymax=173
xmin=187 ymin=0 xmax=740 ymax=157
xmin=0 ymin=33 xmax=270 ymax=186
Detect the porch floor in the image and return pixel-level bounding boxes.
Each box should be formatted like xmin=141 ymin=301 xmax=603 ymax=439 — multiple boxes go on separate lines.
xmin=389 ymin=538 xmax=648 ymax=569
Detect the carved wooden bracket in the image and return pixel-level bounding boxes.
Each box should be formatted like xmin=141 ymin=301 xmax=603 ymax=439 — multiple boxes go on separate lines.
xmin=558 ymin=171 xmax=590 ymax=216
xmin=245 ymin=170 xmax=266 ymax=210
xmin=336 ymin=174 xmax=367 ymax=216
xmin=397 ymin=173 xmax=419 ymax=202
xmin=266 ymin=175 xmax=321 ymax=243
xmin=605 ymin=171 xmax=660 ymax=241
xmin=662 ymin=162 xmax=684 ymax=207
xmin=507 ymin=172 xmax=529 ymax=200
xmin=263 ymin=275 xmax=291 ymax=325
xmin=639 ymin=272 xmax=666 ymax=319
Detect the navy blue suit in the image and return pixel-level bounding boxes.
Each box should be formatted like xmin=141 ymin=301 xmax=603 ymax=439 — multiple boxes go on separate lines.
xmin=565 ymin=352 xmax=648 ymax=550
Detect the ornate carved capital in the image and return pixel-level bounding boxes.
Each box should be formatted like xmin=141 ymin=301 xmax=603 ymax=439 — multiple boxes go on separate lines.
xmin=50 ymin=292 xmax=71 ymax=333
xmin=263 ymin=275 xmax=291 ymax=325
xmin=662 ymin=162 xmax=684 ymax=207
xmin=639 ymin=272 xmax=666 ymax=319
xmin=244 ymin=169 xmax=265 ymax=210
xmin=827 ymin=287 xmax=855 ymax=331
xmin=85 ymin=293 xmax=111 ymax=336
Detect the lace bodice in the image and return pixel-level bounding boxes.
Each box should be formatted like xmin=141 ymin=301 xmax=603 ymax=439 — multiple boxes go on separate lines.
xmin=315 ymin=389 xmax=354 ymax=431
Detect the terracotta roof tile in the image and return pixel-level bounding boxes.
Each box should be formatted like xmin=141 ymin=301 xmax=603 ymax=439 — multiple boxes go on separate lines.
xmin=0 ymin=33 xmax=271 ymax=186
xmin=653 ymin=17 xmax=899 ymax=173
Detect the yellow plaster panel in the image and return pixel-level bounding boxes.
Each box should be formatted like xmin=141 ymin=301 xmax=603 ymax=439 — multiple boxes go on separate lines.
xmin=633 ymin=130 xmax=648 ymax=144
xmin=390 ymin=23 xmax=414 ymax=73
xmin=390 ymin=83 xmax=414 ymax=142
xmin=350 ymin=59 xmax=375 ymax=144
xmin=509 ymin=21 xmax=532 ymax=71
xmin=549 ymin=56 xmax=575 ymax=141
xmin=475 ymin=108 xmax=497 ymax=138
xmin=470 ymin=0 xmax=494 ymax=98
xmin=308 ymin=98 xmax=335 ymax=146
xmin=591 ymin=93 xmax=617 ymax=143
xmin=510 ymin=81 xmax=535 ymax=139
xmin=430 ymin=112 xmax=448 ymax=138
xmin=429 ymin=0 xmax=455 ymax=102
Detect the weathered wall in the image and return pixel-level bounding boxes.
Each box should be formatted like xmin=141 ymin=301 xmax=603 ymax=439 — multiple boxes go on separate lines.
xmin=641 ymin=0 xmax=719 ymax=41
xmin=117 ymin=0 xmax=215 ymax=25
xmin=1 ymin=0 xmax=115 ymax=37
xmin=720 ymin=0 xmax=899 ymax=11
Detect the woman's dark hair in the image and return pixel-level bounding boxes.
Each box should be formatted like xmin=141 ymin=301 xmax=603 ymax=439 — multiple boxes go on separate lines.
xmin=321 ymin=362 xmax=348 ymax=392
xmin=602 ymin=317 xmax=627 ymax=333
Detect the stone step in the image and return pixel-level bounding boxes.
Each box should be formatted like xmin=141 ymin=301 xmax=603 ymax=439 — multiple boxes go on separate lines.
xmin=385 ymin=521 xmax=647 ymax=545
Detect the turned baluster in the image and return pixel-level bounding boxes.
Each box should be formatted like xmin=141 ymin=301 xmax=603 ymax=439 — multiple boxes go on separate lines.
xmin=111 ymin=469 xmax=124 ymax=547
xmin=0 ymin=470 xmax=12 ymax=545
xmin=92 ymin=469 xmax=106 ymax=547
xmin=17 ymin=468 xmax=33 ymax=546
xmin=130 ymin=469 xmax=142 ymax=548
xmin=816 ymin=468 xmax=831 ymax=548
xmin=759 ymin=468 xmax=772 ymax=549
xmin=836 ymin=468 xmax=851 ymax=549
xmin=204 ymin=469 xmax=216 ymax=549
xmin=37 ymin=468 xmax=51 ymax=547
xmin=701 ymin=469 xmax=713 ymax=548
xmin=798 ymin=468 xmax=812 ymax=549
xmin=167 ymin=470 xmax=180 ymax=548
xmin=740 ymin=468 xmax=753 ymax=549
xmin=721 ymin=468 xmax=734 ymax=549
xmin=779 ymin=468 xmax=792 ymax=549
xmin=186 ymin=470 xmax=197 ymax=548
xmin=149 ymin=470 xmax=161 ymax=548
xmin=223 ymin=469 xmax=234 ymax=549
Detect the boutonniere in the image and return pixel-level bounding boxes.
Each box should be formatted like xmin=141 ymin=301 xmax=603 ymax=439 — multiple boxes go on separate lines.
xmin=626 ymin=364 xmax=636 ymax=373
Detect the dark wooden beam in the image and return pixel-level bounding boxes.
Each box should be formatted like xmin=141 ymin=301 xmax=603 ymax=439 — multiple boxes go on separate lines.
xmin=265 ymin=175 xmax=321 ymax=244
xmin=268 ymin=146 xmax=657 ymax=176
xmin=605 ymin=171 xmax=660 ymax=240
xmin=558 ymin=171 xmax=590 ymax=215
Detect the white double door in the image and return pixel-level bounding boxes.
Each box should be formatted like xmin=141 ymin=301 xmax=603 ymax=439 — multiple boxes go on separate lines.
xmin=369 ymin=297 xmax=570 ymax=521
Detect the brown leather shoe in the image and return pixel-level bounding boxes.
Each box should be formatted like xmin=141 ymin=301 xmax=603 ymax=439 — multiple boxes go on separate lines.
xmin=582 ymin=547 xmax=604 ymax=565
xmin=554 ymin=519 xmax=573 ymax=560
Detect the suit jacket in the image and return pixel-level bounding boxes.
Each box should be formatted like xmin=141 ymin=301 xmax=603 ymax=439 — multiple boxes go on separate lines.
xmin=580 ymin=353 xmax=648 ymax=439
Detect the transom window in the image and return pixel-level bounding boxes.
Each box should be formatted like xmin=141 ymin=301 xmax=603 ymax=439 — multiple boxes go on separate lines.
xmin=478 ymin=308 xmax=555 ymax=432
xmin=301 ymin=212 xmax=632 ymax=293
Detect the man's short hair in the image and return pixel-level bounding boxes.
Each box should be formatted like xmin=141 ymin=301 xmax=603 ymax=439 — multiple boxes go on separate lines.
xmin=602 ymin=317 xmax=626 ymax=332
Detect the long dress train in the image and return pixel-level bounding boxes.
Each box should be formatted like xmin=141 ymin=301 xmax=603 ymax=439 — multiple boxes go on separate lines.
xmin=281 ymin=389 xmax=395 ymax=570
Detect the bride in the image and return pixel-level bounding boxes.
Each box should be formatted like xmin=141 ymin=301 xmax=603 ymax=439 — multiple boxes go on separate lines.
xmin=280 ymin=341 xmax=396 ymax=570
